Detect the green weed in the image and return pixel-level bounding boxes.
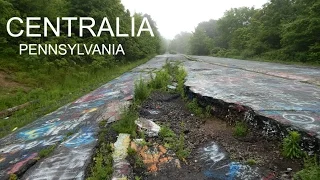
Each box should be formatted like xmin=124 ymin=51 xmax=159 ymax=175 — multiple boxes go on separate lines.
xmin=294 ymin=154 xmax=320 ymax=180
xmin=246 ymin=158 xmax=257 ymax=166
xmin=187 ymin=98 xmax=204 ymax=117
xmin=233 ymin=121 xmax=248 ymax=137
xmin=87 ymin=143 xmax=113 ymax=180
xmin=149 ymin=69 xmax=170 ymax=90
xmin=39 ymin=145 xmax=56 ymax=158
xmin=282 ymin=131 xmax=302 ymax=159
xmin=134 ymin=78 xmax=150 ymax=105
xmin=159 ymin=126 xmax=176 ymax=139
xmin=112 ymin=107 xmax=138 ymax=138
xmin=9 ymin=174 xmax=17 ymax=180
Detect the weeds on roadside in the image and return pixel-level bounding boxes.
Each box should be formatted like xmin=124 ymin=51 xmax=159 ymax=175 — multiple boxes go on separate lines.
xmin=87 ymin=143 xmax=113 ymax=180
xmin=39 ymin=145 xmax=57 ymax=158
xmin=9 ymin=174 xmax=17 ymax=180
xmin=294 ymin=153 xmax=320 ymax=180
xmin=149 ymin=69 xmax=170 ymax=90
xmin=246 ymin=158 xmax=257 ymax=166
xmin=159 ymin=125 xmax=190 ymax=160
xmin=282 ymin=131 xmax=302 ymax=159
xmin=187 ymin=99 xmax=204 ymax=117
xmin=134 ymin=78 xmax=150 ymax=105
xmin=112 ymin=107 xmax=138 ymax=138
xmin=233 ymin=121 xmax=248 ymax=137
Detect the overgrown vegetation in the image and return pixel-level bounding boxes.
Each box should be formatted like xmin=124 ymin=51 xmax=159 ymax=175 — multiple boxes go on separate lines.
xmin=233 ymin=121 xmax=249 ymax=137
xmin=87 ymin=143 xmax=113 ymax=180
xmin=187 ymin=99 xmax=211 ymax=118
xmin=0 ymin=0 xmax=166 ymax=138
xmin=282 ymin=131 xmax=302 ymax=159
xmin=170 ymin=0 xmax=320 ymax=65
xmin=159 ymin=125 xmax=190 ymax=161
xmin=112 ymin=107 xmax=138 ymax=138
xmin=87 ymin=120 xmax=113 ymax=180
xmin=294 ymin=154 xmax=320 ymax=180
xmin=0 ymin=57 xmax=151 ymax=138
xmin=39 ymin=145 xmax=57 ymax=158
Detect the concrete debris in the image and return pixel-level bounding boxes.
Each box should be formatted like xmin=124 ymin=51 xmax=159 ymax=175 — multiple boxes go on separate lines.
xmin=148 ymin=110 xmax=160 ymax=115
xmin=131 ymin=140 xmax=174 ymax=172
xmin=135 ymin=118 xmax=161 ymax=137
xmin=112 ymin=133 xmax=132 ymax=180
xmin=167 ymin=85 xmax=177 ymax=90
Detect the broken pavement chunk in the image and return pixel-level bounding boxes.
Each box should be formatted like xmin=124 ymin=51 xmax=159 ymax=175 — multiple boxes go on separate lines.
xmin=135 ymin=118 xmax=160 ymax=137
xmin=112 ymin=133 xmax=132 ymax=180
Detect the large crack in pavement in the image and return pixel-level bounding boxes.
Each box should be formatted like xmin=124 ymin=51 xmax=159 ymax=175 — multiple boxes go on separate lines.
xmin=177 ymin=55 xmax=320 ymax=152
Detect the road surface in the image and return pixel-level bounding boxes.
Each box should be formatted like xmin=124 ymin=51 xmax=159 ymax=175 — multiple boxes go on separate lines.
xmin=0 ymin=54 xmax=319 ymax=179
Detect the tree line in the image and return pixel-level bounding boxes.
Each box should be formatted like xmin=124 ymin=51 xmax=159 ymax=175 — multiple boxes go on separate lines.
xmin=169 ymin=0 xmax=320 ymax=63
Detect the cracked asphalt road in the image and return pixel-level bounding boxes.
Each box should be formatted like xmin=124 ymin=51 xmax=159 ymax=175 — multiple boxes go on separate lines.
xmin=0 ymin=54 xmax=319 ymax=179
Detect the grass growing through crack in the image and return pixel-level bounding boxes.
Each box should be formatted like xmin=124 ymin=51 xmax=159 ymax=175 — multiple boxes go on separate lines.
xmin=87 ymin=143 xmax=113 ymax=180
xmin=39 ymin=145 xmax=57 ymax=158
xmin=149 ymin=69 xmax=170 ymax=90
xmin=112 ymin=107 xmax=138 ymax=138
xmin=159 ymin=125 xmax=190 ymax=160
xmin=134 ymin=78 xmax=150 ymax=105
xmin=87 ymin=120 xmax=113 ymax=180
xmin=187 ymin=99 xmax=211 ymax=118
xmin=282 ymin=131 xmax=302 ymax=159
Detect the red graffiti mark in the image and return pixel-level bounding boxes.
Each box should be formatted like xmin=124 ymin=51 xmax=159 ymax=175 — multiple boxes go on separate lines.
xmin=263 ymin=172 xmax=276 ymax=180
xmin=7 ymin=153 xmax=38 ymax=174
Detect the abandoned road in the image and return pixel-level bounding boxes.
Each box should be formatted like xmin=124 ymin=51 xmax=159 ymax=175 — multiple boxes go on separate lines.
xmin=0 ymin=54 xmax=319 ymax=179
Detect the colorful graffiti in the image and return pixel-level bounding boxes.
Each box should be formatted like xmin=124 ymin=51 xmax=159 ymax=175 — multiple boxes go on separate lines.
xmin=0 ymin=56 xmax=166 ymax=179
xmin=198 ymin=142 xmax=269 ymax=180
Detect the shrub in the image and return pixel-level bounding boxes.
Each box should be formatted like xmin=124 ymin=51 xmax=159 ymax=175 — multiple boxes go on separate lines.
xmin=134 ymin=78 xmax=150 ymax=104
xmin=233 ymin=121 xmax=248 ymax=137
xmin=282 ymin=131 xmax=302 ymax=159
xmin=149 ymin=69 xmax=170 ymax=90
xmin=294 ymin=154 xmax=320 ymax=180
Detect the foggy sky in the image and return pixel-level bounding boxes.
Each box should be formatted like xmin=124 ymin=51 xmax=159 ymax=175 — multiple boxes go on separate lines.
xmin=121 ymin=0 xmax=269 ymax=39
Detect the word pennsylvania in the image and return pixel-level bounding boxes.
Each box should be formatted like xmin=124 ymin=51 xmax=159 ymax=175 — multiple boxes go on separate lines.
xmin=20 ymin=44 xmax=125 ymax=56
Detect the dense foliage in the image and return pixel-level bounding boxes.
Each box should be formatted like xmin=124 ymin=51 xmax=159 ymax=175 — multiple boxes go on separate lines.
xmin=170 ymin=0 xmax=320 ymax=63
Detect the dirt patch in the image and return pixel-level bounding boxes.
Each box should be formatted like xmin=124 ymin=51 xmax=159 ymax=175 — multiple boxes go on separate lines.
xmin=134 ymin=91 xmax=302 ymax=180
xmin=0 ymin=71 xmax=29 ymax=91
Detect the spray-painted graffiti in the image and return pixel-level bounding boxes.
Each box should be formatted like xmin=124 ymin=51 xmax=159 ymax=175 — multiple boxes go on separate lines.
xmin=0 ymin=136 xmax=63 ymax=154
xmin=197 ymin=141 xmax=273 ymax=180
xmin=198 ymin=142 xmax=225 ymax=167
xmin=63 ymin=128 xmax=96 ymax=148
xmin=0 ymin=56 xmax=165 ymax=179
xmin=184 ymin=57 xmax=320 ymax=140
xmin=283 ymin=114 xmax=315 ymax=124
xmin=24 ymin=148 xmax=92 ymax=180
xmin=7 ymin=153 xmax=38 ymax=175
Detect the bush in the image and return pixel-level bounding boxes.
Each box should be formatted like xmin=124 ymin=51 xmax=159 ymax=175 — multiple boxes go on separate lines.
xmin=233 ymin=121 xmax=248 ymax=137
xmin=134 ymin=78 xmax=150 ymax=104
xmin=282 ymin=131 xmax=302 ymax=159
xmin=294 ymin=154 xmax=320 ymax=180
xmin=149 ymin=69 xmax=170 ymax=90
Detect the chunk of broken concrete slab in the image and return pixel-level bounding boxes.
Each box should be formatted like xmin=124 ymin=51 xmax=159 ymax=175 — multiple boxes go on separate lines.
xmin=135 ymin=118 xmax=161 ymax=137
xmin=112 ymin=133 xmax=132 ymax=180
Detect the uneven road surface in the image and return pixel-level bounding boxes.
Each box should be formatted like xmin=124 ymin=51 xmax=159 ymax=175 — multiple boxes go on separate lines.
xmin=184 ymin=55 xmax=320 ymax=139
xmin=0 ymin=54 xmax=319 ymax=179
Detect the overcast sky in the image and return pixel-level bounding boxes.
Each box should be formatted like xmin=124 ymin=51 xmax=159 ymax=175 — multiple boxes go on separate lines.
xmin=121 ymin=0 xmax=269 ymax=39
